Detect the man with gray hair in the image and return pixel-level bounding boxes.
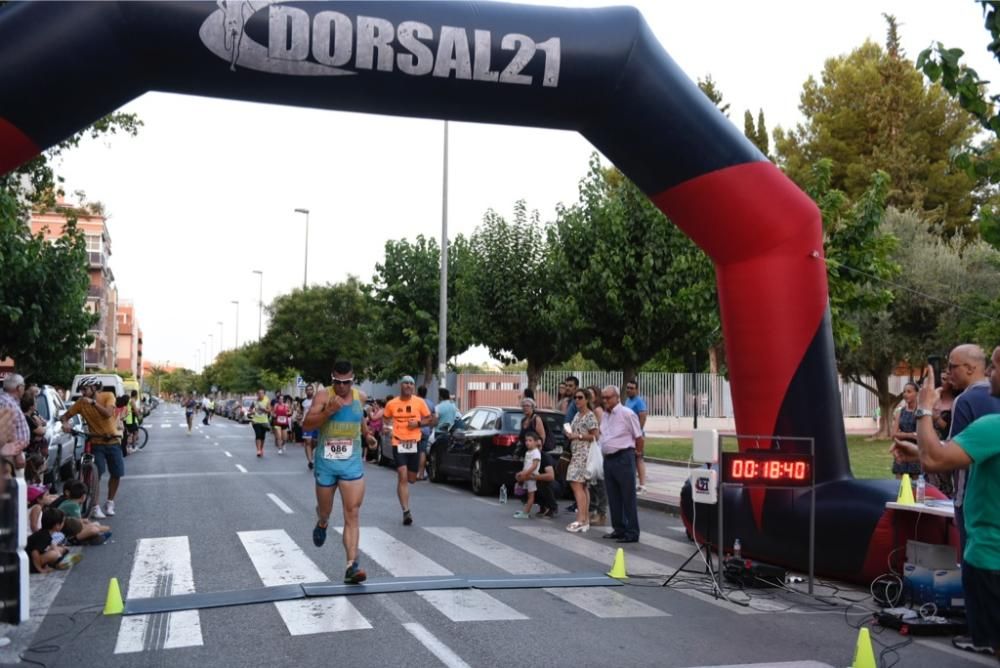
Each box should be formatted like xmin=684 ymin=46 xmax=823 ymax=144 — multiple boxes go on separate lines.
xmin=598 ymin=384 xmax=643 ymax=543
xmin=1 ymin=373 xmax=30 ymax=448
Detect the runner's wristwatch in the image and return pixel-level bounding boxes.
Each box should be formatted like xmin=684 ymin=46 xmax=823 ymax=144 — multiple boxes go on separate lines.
xmin=914 ymin=408 xmax=934 ymax=419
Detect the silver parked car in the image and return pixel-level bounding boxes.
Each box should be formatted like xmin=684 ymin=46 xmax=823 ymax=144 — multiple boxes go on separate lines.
xmin=34 ymin=385 xmax=82 ymax=491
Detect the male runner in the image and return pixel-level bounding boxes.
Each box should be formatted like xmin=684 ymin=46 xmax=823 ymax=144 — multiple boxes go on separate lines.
xmin=301 ymin=384 xmax=317 ymax=470
xmin=383 ymin=376 xmax=432 ymax=526
xmin=62 ymin=376 xmax=122 ymax=519
xmin=250 ymin=388 xmax=271 ymax=457
xmin=184 ymin=395 xmax=198 ymax=433
xmin=303 ymin=360 xmax=374 ymax=584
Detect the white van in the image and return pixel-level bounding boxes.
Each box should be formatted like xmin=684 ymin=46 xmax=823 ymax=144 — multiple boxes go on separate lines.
xmin=69 ymin=373 xmax=125 ymax=401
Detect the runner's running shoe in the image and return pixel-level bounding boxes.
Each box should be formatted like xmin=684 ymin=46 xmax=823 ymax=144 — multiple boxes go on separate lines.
xmin=344 ymin=561 xmax=367 ymax=584
xmin=313 ymin=523 xmax=327 ymax=547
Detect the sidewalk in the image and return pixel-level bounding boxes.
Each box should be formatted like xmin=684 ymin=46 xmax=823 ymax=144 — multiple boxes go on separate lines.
xmin=636 ymin=458 xmax=691 ymax=515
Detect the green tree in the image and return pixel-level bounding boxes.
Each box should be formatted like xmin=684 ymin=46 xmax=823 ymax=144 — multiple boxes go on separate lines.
xmin=838 ymin=208 xmax=1000 ymax=436
xmin=0 ymin=190 xmax=96 ymax=385
xmin=743 ymin=109 xmax=771 ymax=158
xmin=548 ymin=155 xmax=719 ymax=384
xmin=160 ymin=368 xmax=201 ymax=396
xmin=697 ymin=74 xmax=730 ymax=116
xmin=775 ymin=16 xmax=979 ymax=236
xmin=201 ymin=345 xmax=269 ymax=395
xmin=467 ymin=201 xmax=567 ymax=390
xmin=370 ymin=234 xmax=473 ymax=384
xmin=258 ymin=278 xmax=379 ymax=382
xmin=808 ymin=160 xmax=899 ymax=352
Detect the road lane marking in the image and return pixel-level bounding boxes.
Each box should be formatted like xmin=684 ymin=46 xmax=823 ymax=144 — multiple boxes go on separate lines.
xmin=160 ymin=424 xmax=171 ymax=428
xmin=224 ymin=451 xmax=232 ymax=458
xmin=510 ymin=525 xmax=763 ymax=615
xmin=115 ymin=536 xmax=203 ymax=654
xmin=639 ymin=530 xmax=702 ymax=557
xmin=424 ymin=526 xmax=666 ymax=618
xmin=403 ymin=623 xmax=472 ymax=668
xmin=336 ymin=527 xmax=525 ymax=622
xmin=235 ymin=464 xmax=248 ymax=473
xmin=238 ymin=530 xmax=370 ymax=635
xmin=267 ymin=493 xmax=294 ymax=514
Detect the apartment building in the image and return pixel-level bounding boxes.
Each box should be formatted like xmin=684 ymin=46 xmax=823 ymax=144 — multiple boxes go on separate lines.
xmin=30 ymin=198 xmax=118 ymax=371
xmin=116 ymin=301 xmax=143 ymax=383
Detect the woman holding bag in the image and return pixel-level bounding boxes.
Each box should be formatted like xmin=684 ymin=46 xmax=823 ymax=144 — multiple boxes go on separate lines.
xmin=565 ymin=390 xmax=599 ymax=533
xmin=585 ymin=386 xmax=608 ymax=526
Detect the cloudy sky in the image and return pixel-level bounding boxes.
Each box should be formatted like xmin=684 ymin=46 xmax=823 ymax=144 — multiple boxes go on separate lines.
xmin=53 ymin=0 xmax=992 ymax=372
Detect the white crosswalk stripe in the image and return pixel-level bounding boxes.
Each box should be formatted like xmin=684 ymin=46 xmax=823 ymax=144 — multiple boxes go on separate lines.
xmin=337 ymin=527 xmax=526 ymax=622
xmin=509 ymin=525 xmax=765 ymax=615
xmin=115 ymin=536 xmax=203 ymax=654
xmin=238 ymin=530 xmax=371 ymax=635
xmin=424 ymin=526 xmax=666 ymax=618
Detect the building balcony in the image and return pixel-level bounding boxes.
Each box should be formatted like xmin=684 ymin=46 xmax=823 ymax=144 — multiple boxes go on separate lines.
xmin=88 ymin=251 xmax=109 ymax=268
xmin=88 ymin=285 xmax=103 ymax=299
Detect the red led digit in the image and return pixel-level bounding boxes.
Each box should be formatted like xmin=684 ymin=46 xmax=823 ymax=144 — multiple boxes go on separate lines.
xmin=794 ymin=461 xmax=806 ymax=479
xmin=733 ymin=459 xmax=744 ymax=478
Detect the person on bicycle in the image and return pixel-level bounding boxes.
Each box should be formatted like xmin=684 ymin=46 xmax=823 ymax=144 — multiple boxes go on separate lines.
xmin=124 ymin=390 xmax=140 ymax=451
xmin=61 ymin=376 xmax=123 ymax=519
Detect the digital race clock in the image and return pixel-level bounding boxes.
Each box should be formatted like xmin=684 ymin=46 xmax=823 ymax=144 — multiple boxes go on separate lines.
xmin=721 ymin=451 xmax=813 ymax=487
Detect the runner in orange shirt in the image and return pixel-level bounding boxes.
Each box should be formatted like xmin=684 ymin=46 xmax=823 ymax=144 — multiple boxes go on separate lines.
xmin=383 ymin=376 xmax=433 ymax=526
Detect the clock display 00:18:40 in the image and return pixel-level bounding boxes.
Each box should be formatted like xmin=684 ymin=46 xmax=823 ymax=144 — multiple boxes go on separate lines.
xmin=727 ymin=457 xmax=810 ymax=485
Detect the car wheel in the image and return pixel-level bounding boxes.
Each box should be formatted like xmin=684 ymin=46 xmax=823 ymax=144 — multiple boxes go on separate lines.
xmin=471 ymin=456 xmax=494 ymax=496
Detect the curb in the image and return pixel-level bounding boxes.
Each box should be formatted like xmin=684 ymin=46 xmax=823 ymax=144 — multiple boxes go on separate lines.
xmin=637 ymin=494 xmax=682 ymax=516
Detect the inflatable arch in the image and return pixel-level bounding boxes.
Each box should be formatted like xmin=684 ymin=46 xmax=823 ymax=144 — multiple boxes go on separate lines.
xmin=0 ymin=1 xmax=947 ymax=582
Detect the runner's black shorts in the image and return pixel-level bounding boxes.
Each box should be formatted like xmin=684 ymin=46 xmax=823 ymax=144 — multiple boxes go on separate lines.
xmin=125 ymin=422 xmax=138 ymax=433
xmin=252 ymin=423 xmax=269 ymax=440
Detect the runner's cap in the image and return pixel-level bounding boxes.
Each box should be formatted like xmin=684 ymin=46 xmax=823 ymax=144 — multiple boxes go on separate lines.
xmin=400 ymin=375 xmax=416 ymax=384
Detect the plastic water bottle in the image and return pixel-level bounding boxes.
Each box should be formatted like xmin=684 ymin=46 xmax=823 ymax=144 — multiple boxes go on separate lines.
xmin=916 ymin=474 xmax=926 ymax=504
xmin=733 ymin=538 xmax=742 ymax=559
xmin=499 ymin=485 xmax=508 ymax=505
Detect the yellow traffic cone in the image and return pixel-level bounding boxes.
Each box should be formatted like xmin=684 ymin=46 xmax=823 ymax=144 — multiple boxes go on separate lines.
xmin=897 ymin=473 xmax=915 ymax=505
xmin=607 ymin=547 xmax=628 ymax=579
xmin=103 ymin=577 xmax=124 ymax=616
xmin=851 ymin=627 xmax=876 ymax=668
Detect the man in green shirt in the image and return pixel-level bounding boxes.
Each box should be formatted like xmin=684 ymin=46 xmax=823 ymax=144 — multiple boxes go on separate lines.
xmin=909 ymin=346 xmax=1000 ymax=658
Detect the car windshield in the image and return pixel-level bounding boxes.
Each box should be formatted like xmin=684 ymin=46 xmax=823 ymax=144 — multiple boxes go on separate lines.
xmin=243 ymin=400 xmax=253 ymax=408
xmin=35 ymin=393 xmax=50 ymax=420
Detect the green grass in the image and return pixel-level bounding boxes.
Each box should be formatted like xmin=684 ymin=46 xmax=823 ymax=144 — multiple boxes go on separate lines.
xmin=645 ymin=435 xmax=894 ymax=479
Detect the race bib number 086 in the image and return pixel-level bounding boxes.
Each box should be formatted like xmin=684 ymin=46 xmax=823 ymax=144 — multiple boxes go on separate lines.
xmin=397 ymin=440 xmax=418 ymax=454
xmin=324 ymin=439 xmax=353 ymax=460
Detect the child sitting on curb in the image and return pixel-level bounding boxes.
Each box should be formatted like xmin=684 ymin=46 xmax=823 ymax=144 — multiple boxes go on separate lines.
xmin=57 ymin=481 xmax=112 ymax=545
xmin=27 ymin=507 xmax=82 ymax=573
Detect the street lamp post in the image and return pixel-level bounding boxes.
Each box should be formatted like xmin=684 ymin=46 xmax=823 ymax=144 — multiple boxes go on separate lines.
xmin=217 ymin=321 xmax=223 ymax=353
xmin=252 ymin=269 xmax=263 ymax=339
xmin=294 ymin=208 xmax=309 ymax=289
xmin=201 ymin=342 xmax=207 ymax=370
xmin=208 ymin=334 xmax=214 ymax=363
xmin=231 ymin=300 xmax=239 ymax=349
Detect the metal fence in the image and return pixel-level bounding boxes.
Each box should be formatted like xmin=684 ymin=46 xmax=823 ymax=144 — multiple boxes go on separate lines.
xmin=454 ymin=371 xmax=913 ymax=418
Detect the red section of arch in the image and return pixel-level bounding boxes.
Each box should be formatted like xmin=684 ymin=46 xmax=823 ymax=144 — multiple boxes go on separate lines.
xmin=653 ymin=161 xmax=826 ymax=527
xmin=0 ymin=117 xmax=39 ymax=175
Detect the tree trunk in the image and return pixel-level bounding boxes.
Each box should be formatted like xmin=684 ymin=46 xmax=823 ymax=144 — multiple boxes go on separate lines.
xmin=876 ymin=374 xmax=897 ymax=439
xmin=423 ymin=355 xmax=434 ymax=388
xmin=526 ymin=358 xmax=543 ymax=407
xmin=623 ymin=364 xmax=638 ymax=392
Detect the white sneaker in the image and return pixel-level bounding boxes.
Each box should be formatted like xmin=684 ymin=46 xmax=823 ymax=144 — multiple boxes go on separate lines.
xmin=279 ymin=448 xmax=285 ymax=455
xmin=636 ymin=485 xmax=647 ymax=495
xmin=105 ymin=500 xmax=116 ymax=516
xmin=91 ymin=505 xmax=107 ymax=519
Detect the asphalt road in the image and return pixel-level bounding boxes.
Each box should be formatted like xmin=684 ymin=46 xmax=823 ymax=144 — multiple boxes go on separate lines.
xmin=1 ymin=406 xmax=989 ymax=668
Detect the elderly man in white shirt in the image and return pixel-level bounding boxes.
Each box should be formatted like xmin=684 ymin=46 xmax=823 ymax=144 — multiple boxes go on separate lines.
xmin=599 ymin=385 xmax=644 ymax=543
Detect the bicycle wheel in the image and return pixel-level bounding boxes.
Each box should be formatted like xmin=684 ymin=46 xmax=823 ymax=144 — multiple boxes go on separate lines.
xmin=136 ymin=426 xmax=149 ymax=450
xmin=78 ymin=455 xmax=97 ymax=516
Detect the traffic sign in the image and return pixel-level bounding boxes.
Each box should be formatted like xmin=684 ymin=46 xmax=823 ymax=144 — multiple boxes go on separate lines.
xmin=296 ymin=376 xmax=305 ymax=389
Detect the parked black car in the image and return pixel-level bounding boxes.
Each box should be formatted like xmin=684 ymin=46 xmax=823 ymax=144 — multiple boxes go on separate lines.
xmin=427 ymin=407 xmax=566 ymax=496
